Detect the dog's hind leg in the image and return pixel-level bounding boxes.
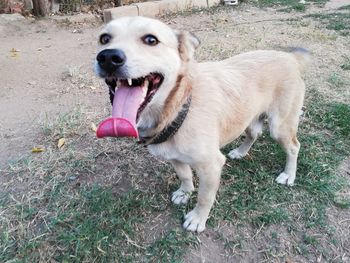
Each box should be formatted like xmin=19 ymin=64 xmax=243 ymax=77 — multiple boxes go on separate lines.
xmin=171 ymin=160 xmax=194 ymax=205
xmin=183 ymin=152 xmax=226 ymax=232
xmin=228 ymin=116 xmax=264 ymax=159
xmin=269 ymin=114 xmax=301 ymax=186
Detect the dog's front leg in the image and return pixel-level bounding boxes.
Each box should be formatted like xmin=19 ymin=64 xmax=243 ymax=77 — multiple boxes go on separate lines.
xmin=183 ymin=152 xmax=226 ymax=232
xmin=171 ymin=160 xmax=194 ymax=205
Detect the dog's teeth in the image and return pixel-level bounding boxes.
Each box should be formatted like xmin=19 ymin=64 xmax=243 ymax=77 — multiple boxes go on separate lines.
xmin=117 ymin=79 xmax=121 ymax=87
xmin=127 ymin=78 xmax=132 ymax=86
xmin=143 ymin=79 xmax=149 ymax=96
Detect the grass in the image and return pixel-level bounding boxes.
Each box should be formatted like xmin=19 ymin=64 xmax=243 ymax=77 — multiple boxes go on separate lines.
xmin=255 ymin=0 xmax=328 ymax=12
xmin=148 ymin=230 xmax=199 ymax=261
xmin=341 ymin=57 xmax=350 ymax=70
xmin=162 ymin=4 xmax=224 ymax=18
xmin=338 ymin=5 xmax=350 ymax=10
xmin=0 ymin=108 xmax=196 ymax=262
xmin=322 ymin=102 xmax=350 ymax=137
xmin=215 ymin=91 xmax=349 ymax=236
xmin=307 ymin=11 xmax=350 ymax=35
xmin=1 ymin=89 xmax=349 ymax=262
xmin=327 ymin=73 xmax=346 ymax=89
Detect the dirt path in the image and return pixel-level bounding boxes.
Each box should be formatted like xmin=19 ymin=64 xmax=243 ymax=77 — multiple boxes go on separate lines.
xmin=325 ymin=0 xmax=350 ymax=9
xmin=1 ymin=0 xmax=349 ymax=167
xmin=0 ymin=18 xmax=104 ymax=166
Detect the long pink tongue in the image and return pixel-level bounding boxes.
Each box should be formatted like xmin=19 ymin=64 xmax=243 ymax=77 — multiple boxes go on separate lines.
xmin=96 ymin=86 xmax=145 ymax=138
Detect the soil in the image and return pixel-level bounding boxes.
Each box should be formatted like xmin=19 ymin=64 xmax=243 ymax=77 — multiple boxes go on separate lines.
xmin=0 ymin=17 xmax=104 ymax=166
xmin=325 ymin=0 xmax=350 ymax=9
xmin=1 ymin=0 xmax=349 ymax=167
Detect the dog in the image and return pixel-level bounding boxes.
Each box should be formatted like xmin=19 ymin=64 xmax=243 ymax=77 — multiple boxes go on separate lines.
xmin=94 ymin=16 xmax=309 ymax=232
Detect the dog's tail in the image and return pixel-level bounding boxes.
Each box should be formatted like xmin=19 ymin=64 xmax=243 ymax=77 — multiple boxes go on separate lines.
xmin=290 ymin=47 xmax=311 ymax=73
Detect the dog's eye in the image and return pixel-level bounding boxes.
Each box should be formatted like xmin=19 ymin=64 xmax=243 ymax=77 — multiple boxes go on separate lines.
xmin=142 ymin=34 xmax=159 ymax=46
xmin=100 ymin=34 xmax=112 ymax=45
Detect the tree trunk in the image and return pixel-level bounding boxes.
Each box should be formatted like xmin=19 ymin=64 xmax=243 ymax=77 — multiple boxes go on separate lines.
xmin=32 ymin=0 xmax=48 ymax=16
xmin=114 ymin=0 xmax=122 ymax=7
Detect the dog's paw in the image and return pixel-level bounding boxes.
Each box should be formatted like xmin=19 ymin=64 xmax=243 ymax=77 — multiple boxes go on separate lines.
xmin=183 ymin=209 xmax=206 ymax=232
xmin=228 ymin=149 xmax=246 ymax=160
xmin=276 ymin=172 xmax=295 ymax=186
xmin=171 ymin=189 xmax=191 ymax=205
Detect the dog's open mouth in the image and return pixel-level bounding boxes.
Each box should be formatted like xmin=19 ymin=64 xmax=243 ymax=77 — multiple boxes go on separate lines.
xmin=111 ymin=73 xmax=163 ymax=121
xmin=96 ymin=73 xmax=163 ymax=139
xmin=118 ymin=73 xmax=163 ymax=121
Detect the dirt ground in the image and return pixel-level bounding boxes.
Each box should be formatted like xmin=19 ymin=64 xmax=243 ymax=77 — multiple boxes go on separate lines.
xmin=0 ymin=16 xmax=104 ymax=166
xmin=1 ymin=0 xmax=350 ymax=262
xmin=1 ymin=2 xmax=349 ymax=166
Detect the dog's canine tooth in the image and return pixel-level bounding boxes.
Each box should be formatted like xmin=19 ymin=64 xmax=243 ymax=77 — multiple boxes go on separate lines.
xmin=127 ymin=78 xmax=132 ymax=86
xmin=143 ymin=79 xmax=149 ymax=96
xmin=117 ymin=79 xmax=121 ymax=88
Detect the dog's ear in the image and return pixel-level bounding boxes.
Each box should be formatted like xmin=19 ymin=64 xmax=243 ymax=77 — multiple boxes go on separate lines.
xmin=175 ymin=30 xmax=200 ymax=62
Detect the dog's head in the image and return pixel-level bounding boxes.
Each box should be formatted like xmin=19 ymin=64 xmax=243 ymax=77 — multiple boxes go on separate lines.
xmin=95 ymin=16 xmax=199 ymax=135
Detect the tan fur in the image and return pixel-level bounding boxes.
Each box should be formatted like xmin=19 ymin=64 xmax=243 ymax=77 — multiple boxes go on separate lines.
xmin=96 ymin=17 xmax=309 ymax=232
xmin=157 ymin=74 xmax=192 ymax=134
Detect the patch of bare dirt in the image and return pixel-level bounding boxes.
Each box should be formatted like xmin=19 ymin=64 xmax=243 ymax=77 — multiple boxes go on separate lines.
xmin=325 ymin=0 xmax=350 ymax=9
xmin=183 ymin=222 xmax=298 ymax=263
xmin=0 ymin=17 xmax=104 ymax=167
xmin=184 ymin=229 xmax=229 ymax=263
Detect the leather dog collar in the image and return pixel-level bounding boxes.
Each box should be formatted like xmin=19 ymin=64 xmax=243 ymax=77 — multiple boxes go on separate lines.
xmin=142 ymin=94 xmax=192 ymax=145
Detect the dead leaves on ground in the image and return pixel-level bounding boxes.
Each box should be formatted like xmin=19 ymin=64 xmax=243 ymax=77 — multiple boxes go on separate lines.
xmin=31 ymin=147 xmax=45 ymax=153
xmin=57 ymin=138 xmax=65 ymax=149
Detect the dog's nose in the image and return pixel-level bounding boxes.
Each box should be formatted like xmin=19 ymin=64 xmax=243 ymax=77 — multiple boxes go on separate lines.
xmin=96 ymin=49 xmax=126 ymax=73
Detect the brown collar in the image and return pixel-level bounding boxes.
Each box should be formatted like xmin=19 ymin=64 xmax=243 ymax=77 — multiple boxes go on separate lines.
xmin=138 ymin=94 xmax=192 ymax=145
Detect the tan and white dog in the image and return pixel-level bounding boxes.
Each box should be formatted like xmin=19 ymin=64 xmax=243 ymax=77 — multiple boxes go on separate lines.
xmin=95 ymin=16 xmax=309 ymax=232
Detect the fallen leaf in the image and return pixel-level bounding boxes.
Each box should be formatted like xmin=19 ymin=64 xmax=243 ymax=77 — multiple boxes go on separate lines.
xmin=32 ymin=147 xmax=45 ymax=153
xmin=91 ymin=123 xmax=97 ymax=132
xmin=10 ymin=48 xmax=20 ymax=58
xmin=57 ymin=138 xmax=65 ymax=149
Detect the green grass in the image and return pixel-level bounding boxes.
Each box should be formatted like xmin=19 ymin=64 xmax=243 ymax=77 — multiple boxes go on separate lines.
xmin=215 ymin=90 xmax=349 ymax=256
xmin=307 ymin=12 xmax=350 ymax=35
xmin=323 ymin=103 xmax=350 ymax=137
xmin=1 ymin=88 xmax=349 ymax=262
xmin=251 ymin=208 xmax=290 ymax=227
xmin=256 ymin=0 xmax=328 ymax=12
xmin=338 ymin=4 xmax=350 ymax=10
xmin=341 ymin=57 xmax=350 ymax=70
xmin=148 ymin=230 xmax=199 ymax=261
xmin=327 ymin=73 xmax=346 ymax=89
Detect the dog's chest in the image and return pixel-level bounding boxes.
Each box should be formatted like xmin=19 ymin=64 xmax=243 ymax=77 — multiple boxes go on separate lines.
xmin=147 ymin=143 xmax=195 ymax=163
